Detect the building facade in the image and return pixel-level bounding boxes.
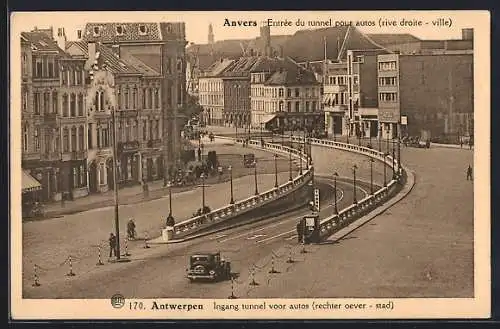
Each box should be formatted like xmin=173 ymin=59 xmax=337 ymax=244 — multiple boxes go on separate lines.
xmin=21 ymin=27 xmax=90 ymax=202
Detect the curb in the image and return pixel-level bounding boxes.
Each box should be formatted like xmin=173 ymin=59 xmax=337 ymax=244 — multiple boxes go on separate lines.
xmin=326 ymin=165 xmax=416 ymax=243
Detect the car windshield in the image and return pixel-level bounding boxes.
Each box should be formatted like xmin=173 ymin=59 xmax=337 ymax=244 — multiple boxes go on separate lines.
xmin=191 ymin=255 xmax=212 ymax=263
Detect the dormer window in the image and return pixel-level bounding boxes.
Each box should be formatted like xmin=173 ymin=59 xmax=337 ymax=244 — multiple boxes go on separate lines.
xmin=139 ymin=25 xmax=147 ymax=35
xmin=93 ymin=26 xmax=100 ymax=36
xmin=116 ymin=25 xmax=124 ymax=36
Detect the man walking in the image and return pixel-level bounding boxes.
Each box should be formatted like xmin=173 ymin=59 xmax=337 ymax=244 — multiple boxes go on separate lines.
xmin=109 ymin=233 xmax=117 ymax=258
xmin=296 ymin=219 xmax=304 ymax=243
xmin=466 ymin=165 xmax=473 ymax=181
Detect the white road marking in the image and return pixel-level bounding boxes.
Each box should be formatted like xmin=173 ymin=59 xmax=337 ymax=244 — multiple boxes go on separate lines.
xmin=256 ymin=229 xmax=296 ymax=243
xmin=210 ymin=234 xmax=228 ymax=240
xmin=246 ymin=234 xmax=267 ymax=240
xmin=217 ymin=218 xmax=298 ymax=243
xmin=285 ymin=235 xmax=297 ymax=241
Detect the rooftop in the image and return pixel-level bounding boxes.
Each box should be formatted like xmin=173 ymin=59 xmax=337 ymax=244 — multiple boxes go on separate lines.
xmin=21 ymin=31 xmax=69 ymax=57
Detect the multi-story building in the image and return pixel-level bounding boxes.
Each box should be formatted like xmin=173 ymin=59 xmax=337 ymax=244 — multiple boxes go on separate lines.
xmin=250 ymin=57 xmax=322 ymax=131
xmin=21 ymin=27 xmax=89 ymax=202
xmin=198 ymin=59 xmax=234 ymax=126
xmin=81 ymin=22 xmax=187 ymax=174
xmin=66 ymin=38 xmax=166 ymax=192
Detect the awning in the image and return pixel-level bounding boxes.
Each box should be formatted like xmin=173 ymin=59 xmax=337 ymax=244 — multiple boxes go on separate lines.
xmin=261 ymin=114 xmax=277 ymax=124
xmin=22 ymin=170 xmax=42 ymax=193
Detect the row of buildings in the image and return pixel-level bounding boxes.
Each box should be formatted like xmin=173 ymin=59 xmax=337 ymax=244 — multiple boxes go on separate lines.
xmin=21 ymin=23 xmax=187 ymax=202
xmin=189 ymin=25 xmax=474 ymax=140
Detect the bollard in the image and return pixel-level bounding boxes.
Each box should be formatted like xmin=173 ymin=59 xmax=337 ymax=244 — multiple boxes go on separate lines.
xmin=249 ymin=266 xmax=258 ymax=286
xmin=286 ymin=248 xmax=295 ymax=263
xmin=144 ymin=232 xmax=150 ymax=249
xmin=124 ymin=236 xmax=131 ymax=256
xmin=268 ymin=255 xmax=279 ymax=274
xmin=32 ymin=264 xmax=40 ymax=287
xmin=227 ymin=276 xmax=237 ymax=299
xmin=96 ymin=246 xmax=104 ymax=266
xmin=300 ymin=242 xmax=307 ymax=254
xmin=66 ymin=255 xmax=75 ymax=276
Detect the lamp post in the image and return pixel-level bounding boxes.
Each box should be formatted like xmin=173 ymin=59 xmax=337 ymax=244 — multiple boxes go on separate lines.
xmin=110 ymin=106 xmax=122 ymax=260
xmin=200 ymin=172 xmax=206 ymax=211
xmin=346 ymin=118 xmax=350 ymax=144
xmin=357 ymin=122 xmax=361 ymax=146
xmin=333 ymin=171 xmax=339 ymax=215
xmin=352 ymin=164 xmax=358 ymax=205
xmin=392 ymin=144 xmax=396 ymax=179
xmin=167 ymin=181 xmax=173 ymax=219
xmin=253 ymin=160 xmax=259 ymax=195
xmin=383 ymin=152 xmax=387 ymax=187
xmin=370 ymin=158 xmax=374 ymax=195
xmin=274 ymin=154 xmax=278 ymax=188
xmin=333 ymin=118 xmax=336 ymax=142
xmin=386 ymin=126 xmax=390 ymax=155
xmin=378 ymin=125 xmax=382 ymax=152
xmin=299 ymin=146 xmax=303 ymax=175
xmin=289 ymin=133 xmax=293 ymax=181
xmin=228 ymin=166 xmax=234 ymax=204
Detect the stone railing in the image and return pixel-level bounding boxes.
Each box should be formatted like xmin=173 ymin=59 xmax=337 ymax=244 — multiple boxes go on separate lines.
xmin=287 ymin=136 xmax=403 ymax=240
xmin=173 ymin=139 xmax=312 ymax=235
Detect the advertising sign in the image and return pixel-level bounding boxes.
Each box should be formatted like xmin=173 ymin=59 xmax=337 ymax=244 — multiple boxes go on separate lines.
xmin=314 ymin=188 xmax=320 ymax=212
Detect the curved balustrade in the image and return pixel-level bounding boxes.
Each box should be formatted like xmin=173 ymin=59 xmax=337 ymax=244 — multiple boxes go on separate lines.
xmin=286 ymin=135 xmax=403 ymax=239
xmin=172 ymin=139 xmax=312 ymax=235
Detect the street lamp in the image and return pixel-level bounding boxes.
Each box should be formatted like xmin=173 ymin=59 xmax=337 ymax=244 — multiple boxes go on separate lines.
xmin=228 ymin=166 xmax=234 ymax=204
xmin=200 ymin=172 xmax=206 ymax=212
xmin=378 ymin=125 xmax=382 ymax=152
xmin=109 ymin=106 xmax=122 ymax=260
xmin=333 ymin=118 xmax=336 ymax=142
xmin=352 ymin=164 xmax=358 ymax=205
xmin=274 ymin=154 xmax=278 ymax=188
xmin=167 ymin=181 xmax=173 ymax=220
xmin=383 ymin=152 xmax=388 ymax=187
xmin=289 ymin=133 xmax=293 ymax=181
xmin=333 ymin=171 xmax=339 ymax=215
xmin=370 ymin=158 xmax=374 ymax=195
xmin=253 ymin=160 xmax=259 ymax=195
xmin=392 ymin=145 xmax=396 ymax=179
xmin=346 ymin=117 xmax=350 ymax=144
xmin=299 ymin=146 xmax=303 ymax=175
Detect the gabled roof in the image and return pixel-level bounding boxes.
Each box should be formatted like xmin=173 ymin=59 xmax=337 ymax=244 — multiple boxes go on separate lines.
xmin=366 ymin=33 xmax=422 ymax=45
xmin=67 ymin=41 xmax=141 ymax=75
xmin=82 ymin=23 xmax=163 ymax=43
xmin=203 ymin=59 xmax=235 ymax=77
xmin=120 ymin=52 xmax=161 ymax=76
xmin=21 ymin=31 xmax=69 ymax=56
xmin=262 ymin=57 xmax=318 ymax=86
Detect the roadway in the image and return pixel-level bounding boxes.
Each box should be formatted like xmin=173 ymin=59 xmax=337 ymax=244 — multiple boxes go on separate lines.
xmin=24 ymin=177 xmax=371 ymax=298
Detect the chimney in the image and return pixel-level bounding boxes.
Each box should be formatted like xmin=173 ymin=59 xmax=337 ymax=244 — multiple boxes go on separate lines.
xmin=260 ymin=25 xmax=271 ymax=57
xmin=462 ymin=28 xmax=473 ymax=41
xmin=56 ymin=27 xmax=66 ymax=50
xmin=85 ymin=41 xmax=97 ymax=71
xmin=77 ymin=30 xmax=82 ymax=40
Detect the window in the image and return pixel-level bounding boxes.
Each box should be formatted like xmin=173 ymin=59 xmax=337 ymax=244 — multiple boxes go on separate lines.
xmin=93 ymin=26 xmax=100 ymax=36
xmin=22 ymin=90 xmax=28 ymax=111
xmin=68 ymin=69 xmax=74 ymax=86
xmin=116 ymin=26 xmax=124 ymax=35
xmin=148 ymin=88 xmax=153 ymax=109
xmin=44 ymin=133 xmax=51 ymax=153
xmin=305 ymin=101 xmax=310 ymax=112
xmin=143 ymin=120 xmax=147 ymax=140
xmin=35 ymin=59 xmax=43 ymax=77
xmin=76 ymin=68 xmax=82 ymax=85
xmin=33 ymin=93 xmax=39 ymax=114
xmin=79 ymin=165 xmax=86 ymax=186
xmin=70 ymin=93 xmax=76 ymax=116
xmin=96 ymin=126 xmax=101 ymax=148
xmin=353 ymin=76 xmax=359 ymax=85
xmin=62 ymin=94 xmax=69 ymax=116
xmin=34 ymin=127 xmax=40 ymax=150
xmin=22 ymin=53 xmax=27 ymax=75
xmin=132 ymin=88 xmax=137 ymax=108
xmin=142 ymin=88 xmax=147 ymax=108
xmin=88 ymin=123 xmax=93 ymax=149
xmin=155 ymin=120 xmax=160 ymax=139
xmin=149 ymin=120 xmax=153 ymax=140
xmin=99 ymin=91 xmax=104 ymax=111
xmin=305 ymin=88 xmax=310 ymax=97
xmin=99 ymin=164 xmax=105 ymax=185
xmin=48 ymin=61 xmax=54 ymax=78
xmin=379 ymin=92 xmax=398 ymax=102
xmin=286 ymin=88 xmax=291 ymax=97
xmin=278 ymin=88 xmax=284 ymax=97
xmin=78 ymin=94 xmax=84 ymax=116
xmin=279 ymin=101 xmax=284 ymax=111
xmin=378 ymin=61 xmax=397 ymax=71
xmin=154 ymin=89 xmax=160 ymax=109
xmin=295 ymin=101 xmax=300 ymax=112
xmin=54 ymin=135 xmax=60 ymax=152
xmin=124 ymin=88 xmax=129 ymax=109
xmin=52 ymin=92 xmax=58 ymax=113
xmin=139 ymin=25 xmax=147 ymax=35
xmin=23 ymin=125 xmax=28 ymax=152
xmin=71 ymin=127 xmax=77 ymax=152
xmin=44 ymin=93 xmax=50 ymax=113
xmin=61 ymin=66 xmax=67 ymax=85
xmin=78 ymin=126 xmax=84 ymax=150
xmin=125 ymin=121 xmax=130 ymax=142
xmin=102 ymin=125 xmax=109 ymax=147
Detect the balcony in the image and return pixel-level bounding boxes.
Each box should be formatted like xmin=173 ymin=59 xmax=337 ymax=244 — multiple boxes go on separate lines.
xmin=118 ymin=141 xmax=140 ymax=154
xmin=93 ymin=111 xmax=111 ymax=119
xmin=40 ymin=152 xmax=61 ymax=162
xmin=71 ymin=150 xmax=87 ymax=160
xmin=146 ymin=139 xmax=162 ymax=149
xmin=22 ymin=152 xmax=41 ymax=161
xmin=44 ymin=112 xmax=59 ymax=125
xmin=117 ymin=109 xmax=138 ymax=118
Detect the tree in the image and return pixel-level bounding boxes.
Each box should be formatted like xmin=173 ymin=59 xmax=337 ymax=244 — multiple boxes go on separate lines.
xmin=179 ymin=94 xmax=204 ymax=123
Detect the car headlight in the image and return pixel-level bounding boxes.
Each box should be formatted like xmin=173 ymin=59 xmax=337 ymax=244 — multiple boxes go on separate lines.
xmin=209 ymin=270 xmax=215 ymax=275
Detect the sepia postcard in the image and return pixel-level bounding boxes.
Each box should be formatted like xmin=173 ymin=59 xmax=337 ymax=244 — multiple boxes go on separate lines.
xmin=10 ymin=10 xmax=490 ymax=320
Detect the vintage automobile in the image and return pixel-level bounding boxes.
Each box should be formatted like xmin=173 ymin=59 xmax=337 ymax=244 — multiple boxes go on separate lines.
xmin=243 ymin=153 xmax=256 ymax=168
xmin=186 ymin=252 xmax=231 ymax=282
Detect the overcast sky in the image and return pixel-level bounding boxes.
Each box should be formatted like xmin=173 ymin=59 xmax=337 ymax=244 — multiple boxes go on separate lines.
xmin=12 ymin=11 xmax=476 ymax=45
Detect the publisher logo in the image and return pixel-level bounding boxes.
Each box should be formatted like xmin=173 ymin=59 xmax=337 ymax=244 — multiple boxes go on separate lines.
xmin=111 ymin=294 xmax=125 ymax=309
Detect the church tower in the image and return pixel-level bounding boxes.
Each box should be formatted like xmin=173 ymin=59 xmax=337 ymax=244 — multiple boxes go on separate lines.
xmin=208 ymin=23 xmax=214 ymax=45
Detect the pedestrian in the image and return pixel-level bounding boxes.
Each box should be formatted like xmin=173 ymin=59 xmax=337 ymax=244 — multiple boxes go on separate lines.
xmin=296 ymin=220 xmax=304 ymax=243
xmin=109 ymin=233 xmax=117 ymax=258
xmin=460 ymin=140 xmax=463 ymax=148
xmin=127 ymin=218 xmax=136 ymax=240
xmin=197 ymin=147 xmax=202 ymax=162
xmin=466 ymin=165 xmax=473 ymax=181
